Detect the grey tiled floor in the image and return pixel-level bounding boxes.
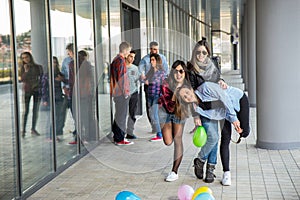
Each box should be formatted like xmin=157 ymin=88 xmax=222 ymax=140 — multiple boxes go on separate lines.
xmin=28 ymin=71 xmax=300 ymax=200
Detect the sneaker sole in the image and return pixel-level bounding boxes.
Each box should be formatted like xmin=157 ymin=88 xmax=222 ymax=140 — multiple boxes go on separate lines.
xmin=115 ymin=142 xmax=134 ymax=146
xmin=221 ymin=182 xmax=231 ymax=186
xmin=165 ymin=177 xmax=178 ymax=182
xmin=221 ymin=179 xmax=231 ymax=186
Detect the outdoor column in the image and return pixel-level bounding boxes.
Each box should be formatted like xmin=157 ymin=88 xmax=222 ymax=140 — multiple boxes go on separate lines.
xmin=256 ymin=0 xmax=300 ymax=149
xmin=241 ymin=4 xmax=248 ymax=91
xmin=247 ymin=0 xmax=256 ymax=107
xmin=30 ymin=0 xmax=48 ymax=69
xmin=231 ymin=2 xmax=237 ymax=70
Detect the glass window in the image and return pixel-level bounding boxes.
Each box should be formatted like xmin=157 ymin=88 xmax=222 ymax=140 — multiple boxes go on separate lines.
xmin=75 ymin=0 xmax=98 ymax=151
xmin=94 ymin=0 xmax=112 ymax=139
xmin=0 ymin=1 xmax=18 ymax=199
xmin=146 ymin=0 xmax=153 ymax=42
xmin=14 ymin=0 xmax=53 ymax=192
xmin=109 ymin=0 xmax=122 ymax=55
xmin=139 ymin=0 xmax=148 ymax=57
xmin=49 ymin=0 xmax=78 ymax=167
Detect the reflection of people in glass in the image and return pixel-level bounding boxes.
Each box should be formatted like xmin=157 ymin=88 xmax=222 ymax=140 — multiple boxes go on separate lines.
xmin=60 ymin=43 xmax=77 ymax=144
xmin=41 ymin=56 xmax=65 ymax=141
xmin=20 ymin=52 xmax=43 ymax=137
xmin=77 ymin=50 xmax=97 ymax=143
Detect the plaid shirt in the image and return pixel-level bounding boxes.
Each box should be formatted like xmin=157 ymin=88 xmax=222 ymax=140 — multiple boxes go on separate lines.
xmin=158 ymin=79 xmax=176 ymax=113
xmin=110 ymin=54 xmax=130 ymax=97
xmin=147 ymin=69 xmax=165 ymax=97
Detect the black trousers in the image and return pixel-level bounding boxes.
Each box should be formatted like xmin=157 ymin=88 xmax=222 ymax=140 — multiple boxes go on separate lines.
xmin=144 ymin=84 xmax=151 ymax=124
xmin=112 ymin=95 xmax=129 ymax=142
xmin=23 ymin=91 xmax=41 ymax=131
xmin=126 ymin=91 xmax=139 ymax=135
xmin=220 ymin=93 xmax=250 ymax=172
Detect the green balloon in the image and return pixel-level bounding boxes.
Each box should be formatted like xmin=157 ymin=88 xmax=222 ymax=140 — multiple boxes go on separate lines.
xmin=193 ymin=126 xmax=207 ymax=147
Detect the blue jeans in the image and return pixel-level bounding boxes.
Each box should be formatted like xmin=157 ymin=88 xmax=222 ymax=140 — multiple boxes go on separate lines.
xmin=158 ymin=107 xmax=186 ymax=125
xmin=147 ymin=96 xmax=161 ymax=133
xmin=198 ymin=116 xmax=219 ymax=165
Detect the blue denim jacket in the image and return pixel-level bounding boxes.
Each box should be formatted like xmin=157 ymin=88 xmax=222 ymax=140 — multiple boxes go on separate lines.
xmin=194 ymin=82 xmax=243 ymax=123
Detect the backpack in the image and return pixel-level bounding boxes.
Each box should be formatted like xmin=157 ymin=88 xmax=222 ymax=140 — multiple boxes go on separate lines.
xmin=211 ymin=56 xmax=221 ymax=73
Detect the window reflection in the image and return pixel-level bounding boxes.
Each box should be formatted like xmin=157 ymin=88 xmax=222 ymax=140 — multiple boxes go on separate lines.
xmin=75 ymin=0 xmax=98 ymax=149
xmin=95 ymin=0 xmax=111 ymax=138
xmin=0 ymin=0 xmax=17 ymax=199
xmin=14 ymin=0 xmax=53 ymax=192
xmin=49 ymin=0 xmax=78 ymax=167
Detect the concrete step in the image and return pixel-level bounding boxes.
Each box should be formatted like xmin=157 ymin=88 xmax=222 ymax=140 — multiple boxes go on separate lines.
xmin=221 ymin=70 xmax=245 ymax=90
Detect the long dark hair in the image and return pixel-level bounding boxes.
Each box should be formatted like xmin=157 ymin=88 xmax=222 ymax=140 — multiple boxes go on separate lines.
xmin=150 ymin=53 xmax=163 ymax=70
xmin=168 ymin=60 xmax=190 ymax=90
xmin=20 ymin=51 xmax=36 ymax=66
xmin=53 ymin=56 xmax=60 ymax=74
xmin=168 ymin=60 xmax=190 ymax=119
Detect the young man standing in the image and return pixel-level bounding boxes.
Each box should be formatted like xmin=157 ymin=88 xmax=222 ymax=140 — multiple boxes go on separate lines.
xmin=110 ymin=41 xmax=133 ymax=145
xmin=125 ymin=50 xmax=140 ymax=139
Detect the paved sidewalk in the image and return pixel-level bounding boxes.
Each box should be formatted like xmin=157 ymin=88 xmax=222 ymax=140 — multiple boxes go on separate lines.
xmin=28 ymin=107 xmax=300 ymax=200
xmin=28 ymin=70 xmax=300 ymax=200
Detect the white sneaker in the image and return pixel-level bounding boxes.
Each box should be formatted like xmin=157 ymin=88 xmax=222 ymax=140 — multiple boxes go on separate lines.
xmin=165 ymin=171 xmax=178 ymax=182
xmin=221 ymin=171 xmax=231 ymax=186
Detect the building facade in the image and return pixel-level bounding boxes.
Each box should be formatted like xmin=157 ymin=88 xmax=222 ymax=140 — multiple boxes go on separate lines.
xmin=1 ymin=0 xmax=222 ymax=199
xmin=1 ymin=0 xmax=300 ymax=199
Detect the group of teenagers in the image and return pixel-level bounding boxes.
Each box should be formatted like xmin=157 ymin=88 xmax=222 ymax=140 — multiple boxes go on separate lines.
xmin=110 ymin=39 xmax=250 ymax=186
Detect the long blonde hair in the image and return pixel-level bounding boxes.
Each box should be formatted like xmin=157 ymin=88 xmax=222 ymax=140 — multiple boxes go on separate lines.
xmin=188 ymin=38 xmax=211 ymax=73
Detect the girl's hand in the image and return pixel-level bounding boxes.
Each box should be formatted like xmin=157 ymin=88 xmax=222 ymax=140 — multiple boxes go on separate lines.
xmin=194 ymin=117 xmax=202 ymax=126
xmin=218 ymin=80 xmax=228 ymax=89
xmin=232 ymin=120 xmax=243 ymax=133
xmin=140 ymin=74 xmax=146 ymax=81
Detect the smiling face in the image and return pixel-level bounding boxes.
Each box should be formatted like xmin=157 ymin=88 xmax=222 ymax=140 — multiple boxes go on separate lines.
xmin=196 ymin=45 xmax=208 ymax=63
xmin=173 ymin=64 xmax=186 ymax=84
xmin=178 ymin=87 xmax=197 ymax=103
xmin=21 ymin=53 xmax=31 ymax=64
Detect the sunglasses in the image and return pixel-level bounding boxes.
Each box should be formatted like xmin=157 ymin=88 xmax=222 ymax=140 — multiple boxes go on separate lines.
xmin=174 ymin=69 xmax=184 ymax=74
xmin=196 ymin=50 xmax=208 ymax=56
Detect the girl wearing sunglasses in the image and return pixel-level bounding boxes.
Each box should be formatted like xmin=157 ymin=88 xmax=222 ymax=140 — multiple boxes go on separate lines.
xmin=157 ymin=60 xmax=190 ymax=182
xmin=187 ymin=38 xmax=250 ymax=185
xmin=187 ymin=38 xmax=227 ymax=89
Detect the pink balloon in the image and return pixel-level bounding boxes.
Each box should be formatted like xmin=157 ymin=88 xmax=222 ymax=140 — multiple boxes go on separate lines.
xmin=178 ymin=185 xmax=195 ymax=200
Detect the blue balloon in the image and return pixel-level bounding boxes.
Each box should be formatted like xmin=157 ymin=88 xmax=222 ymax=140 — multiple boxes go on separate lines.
xmin=115 ymin=191 xmax=141 ymax=200
xmin=194 ymin=192 xmax=215 ymax=200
